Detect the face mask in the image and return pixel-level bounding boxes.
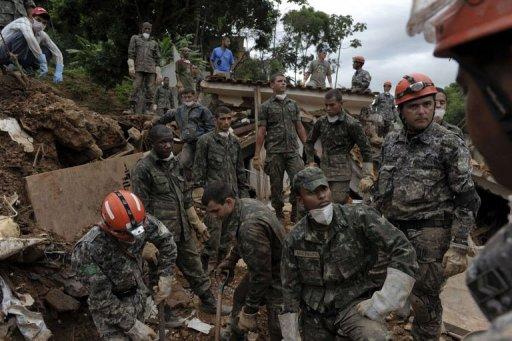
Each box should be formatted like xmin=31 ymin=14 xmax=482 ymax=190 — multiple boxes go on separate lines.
xmin=160 ymin=152 xmax=174 ymax=161
xmin=142 ymin=33 xmax=150 ymax=39
xmin=309 ymin=203 xmax=333 ymax=225
xmin=183 ymin=101 xmax=195 ymax=107
xmin=275 ymin=94 xmax=287 ymax=100
xmin=434 ymin=108 xmax=446 ymax=119
xmin=327 ymin=115 xmax=339 ymax=123
xmin=32 ymin=20 xmax=45 ymax=33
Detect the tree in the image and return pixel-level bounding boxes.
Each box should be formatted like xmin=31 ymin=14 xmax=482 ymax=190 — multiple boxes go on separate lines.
xmin=444 ymin=82 xmax=465 ymax=127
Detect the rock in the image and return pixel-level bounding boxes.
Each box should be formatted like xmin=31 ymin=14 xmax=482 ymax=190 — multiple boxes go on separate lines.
xmin=44 ymin=289 xmax=80 ymax=312
xmin=128 ymin=127 xmax=142 ymax=142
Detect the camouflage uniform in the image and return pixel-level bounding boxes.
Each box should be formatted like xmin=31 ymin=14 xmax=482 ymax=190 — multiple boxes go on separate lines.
xmin=128 ymin=34 xmax=161 ymax=109
xmin=193 ymin=130 xmax=250 ymax=264
xmin=440 ymin=120 xmax=464 ymax=139
xmin=175 ymin=59 xmax=195 ymax=90
xmin=259 ymin=95 xmax=304 ymax=219
xmin=305 ymin=112 xmax=372 ymax=203
xmin=374 ymin=122 xmax=480 ymax=340
xmin=306 ymin=59 xmax=332 ymax=88
xmin=156 ymin=104 xmax=215 ymax=180
xmin=282 ymin=200 xmax=417 ymax=340
xmin=351 ymin=69 xmax=371 ymax=91
xmin=222 ymin=198 xmax=285 ymax=340
xmin=131 ymin=151 xmax=212 ymax=299
xmin=0 ymin=0 xmax=34 ymax=28
xmin=153 ymin=84 xmax=173 ymax=116
xmin=372 ymin=92 xmax=396 ymax=136
xmin=71 ymin=215 xmax=177 ymax=340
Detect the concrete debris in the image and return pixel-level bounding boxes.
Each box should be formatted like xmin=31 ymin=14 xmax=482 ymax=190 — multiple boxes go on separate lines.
xmin=0 ymin=237 xmax=47 ymax=260
xmin=44 ymin=289 xmax=80 ymax=312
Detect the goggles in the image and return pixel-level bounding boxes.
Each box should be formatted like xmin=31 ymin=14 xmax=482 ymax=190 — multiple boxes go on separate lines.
xmin=114 ymin=191 xmax=146 ymax=237
xmin=396 ymin=75 xmax=434 ymax=99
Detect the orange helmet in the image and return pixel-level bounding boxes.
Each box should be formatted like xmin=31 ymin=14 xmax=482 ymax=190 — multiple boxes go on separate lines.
xmin=395 ymin=73 xmax=437 ymax=106
xmin=384 ymin=80 xmax=392 ymax=87
xmin=352 ymin=55 xmax=365 ymax=64
xmin=33 ymin=7 xmax=50 ymax=20
xmin=101 ymin=190 xmax=146 ymax=238
xmin=434 ymin=1 xmax=512 ymax=57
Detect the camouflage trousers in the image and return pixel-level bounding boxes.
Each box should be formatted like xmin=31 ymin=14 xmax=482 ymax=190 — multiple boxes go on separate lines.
xmin=329 ymin=181 xmax=350 ymax=204
xmin=302 ymin=301 xmax=389 ymax=341
xmin=202 ymin=212 xmax=231 ymax=264
xmin=229 ymin=274 xmax=283 ymax=341
xmin=406 ymin=227 xmax=450 ymax=341
xmin=130 ymin=72 xmax=156 ymax=111
xmin=264 ymin=152 xmax=304 ymax=220
xmin=176 ymin=234 xmax=211 ymax=297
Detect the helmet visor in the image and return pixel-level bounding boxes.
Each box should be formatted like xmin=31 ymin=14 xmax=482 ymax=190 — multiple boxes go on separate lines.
xmin=396 ymin=81 xmax=435 ymax=99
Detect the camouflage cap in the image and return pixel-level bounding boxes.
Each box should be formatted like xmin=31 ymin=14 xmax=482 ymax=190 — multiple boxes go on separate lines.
xmin=293 ymin=167 xmax=329 ymax=194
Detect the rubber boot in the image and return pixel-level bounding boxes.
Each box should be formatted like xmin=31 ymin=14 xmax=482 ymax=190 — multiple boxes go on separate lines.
xmin=199 ymin=290 xmax=232 ymax=316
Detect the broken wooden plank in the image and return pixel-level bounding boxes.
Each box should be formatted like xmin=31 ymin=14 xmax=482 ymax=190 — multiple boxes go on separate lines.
xmin=25 ymin=153 xmax=144 ymax=242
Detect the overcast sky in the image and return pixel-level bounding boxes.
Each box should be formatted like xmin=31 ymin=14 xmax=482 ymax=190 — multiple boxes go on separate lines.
xmin=277 ymin=0 xmax=458 ymax=92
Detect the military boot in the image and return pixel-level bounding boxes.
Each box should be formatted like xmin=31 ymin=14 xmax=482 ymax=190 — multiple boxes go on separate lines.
xmin=198 ymin=290 xmax=232 ymax=315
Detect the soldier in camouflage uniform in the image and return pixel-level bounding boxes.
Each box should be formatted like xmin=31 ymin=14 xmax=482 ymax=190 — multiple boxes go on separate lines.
xmin=373 ymin=73 xmax=480 ymax=340
xmin=153 ymin=76 xmax=173 ymax=116
xmin=253 ymin=73 xmax=308 ymax=222
xmin=434 ymin=87 xmax=464 ymax=138
xmin=426 ymin=2 xmax=512 ymax=340
xmin=193 ymin=106 xmax=250 ymax=270
xmin=303 ymin=44 xmax=333 ymax=88
xmin=127 ymin=22 xmax=162 ymax=114
xmin=351 ymin=55 xmax=371 ymax=92
xmin=372 ymin=81 xmax=397 ymax=137
xmin=0 ymin=0 xmax=34 ymax=29
xmin=72 ymin=190 xmax=177 ymax=340
xmin=305 ymin=89 xmax=374 ymax=203
xmin=202 ymin=181 xmax=285 ymax=341
xmin=175 ymin=47 xmax=195 ymax=91
xmin=281 ymin=167 xmax=418 ymax=341
xmin=131 ymin=124 xmax=231 ymax=315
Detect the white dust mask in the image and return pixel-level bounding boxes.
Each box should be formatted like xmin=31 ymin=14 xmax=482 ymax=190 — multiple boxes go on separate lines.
xmin=142 ymin=33 xmax=150 ymax=39
xmin=327 ymin=115 xmax=339 ymax=123
xmin=434 ymin=108 xmax=446 ymax=120
xmin=309 ymin=203 xmax=333 ymax=225
xmin=275 ymin=94 xmax=287 ymax=100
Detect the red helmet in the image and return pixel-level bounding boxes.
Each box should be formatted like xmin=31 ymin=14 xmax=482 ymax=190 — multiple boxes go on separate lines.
xmin=32 ymin=7 xmax=50 ymax=21
xmin=434 ymin=1 xmax=512 ymax=57
xmin=101 ymin=190 xmax=146 ymax=238
xmin=352 ymin=55 xmax=365 ymax=64
xmin=395 ymin=73 xmax=437 ymax=106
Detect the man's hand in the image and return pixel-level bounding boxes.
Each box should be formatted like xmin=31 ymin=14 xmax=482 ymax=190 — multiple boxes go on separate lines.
xmin=142 ymin=243 xmax=158 ymax=265
xmin=126 ymin=320 xmax=157 ymax=341
xmin=252 ymin=156 xmax=261 ymax=171
xmin=128 ymin=58 xmax=136 ymax=78
xmin=307 ymin=162 xmax=318 ymax=168
xmin=192 ymin=187 xmax=204 ymax=204
xmin=359 ymin=176 xmax=374 ymax=193
xmin=238 ymin=307 xmax=257 ymax=332
xmin=153 ymin=275 xmax=173 ymax=305
xmin=442 ymin=242 xmax=468 ymax=277
xmin=195 ymin=222 xmax=210 ymax=243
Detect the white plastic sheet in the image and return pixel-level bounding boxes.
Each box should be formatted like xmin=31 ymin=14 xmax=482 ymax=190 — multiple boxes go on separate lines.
xmin=0 ymin=118 xmax=34 ymax=153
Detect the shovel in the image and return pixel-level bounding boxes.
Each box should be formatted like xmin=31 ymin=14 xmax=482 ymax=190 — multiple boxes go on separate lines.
xmin=215 ymin=270 xmax=231 ymax=341
xmin=158 ymin=302 xmax=166 ymax=341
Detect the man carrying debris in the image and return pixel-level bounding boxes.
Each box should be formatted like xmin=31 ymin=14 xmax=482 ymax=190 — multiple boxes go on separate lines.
xmin=423 ymin=1 xmax=512 ymax=339
xmin=351 ymin=55 xmax=371 ymax=92
xmin=303 ymin=44 xmax=333 ymax=88
xmin=281 ymin=167 xmax=418 ymax=340
xmin=72 ymin=190 xmax=177 ymax=340
xmin=153 ymin=76 xmax=173 ymax=116
xmin=192 ymin=106 xmax=250 ymax=271
xmin=373 ymin=73 xmax=480 ymax=340
xmin=131 ymin=124 xmax=231 ymax=316
xmin=0 ymin=0 xmax=35 ymax=29
xmin=434 ymin=87 xmax=463 ymax=138
xmin=202 ymin=181 xmax=285 ymax=341
xmin=210 ymin=36 xmax=234 ymax=78
xmin=305 ymin=88 xmax=373 ymax=204
xmin=176 ymin=47 xmax=195 ymax=91
xmin=253 ymin=73 xmax=308 ymax=222
xmin=149 ymin=88 xmax=215 ymax=180
xmin=128 ymin=22 xmax=162 ymax=114
xmin=372 ymin=81 xmax=396 ymax=136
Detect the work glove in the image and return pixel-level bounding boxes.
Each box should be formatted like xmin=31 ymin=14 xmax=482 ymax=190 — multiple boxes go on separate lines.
xmin=126 ymin=319 xmax=157 ymax=341
xmin=53 ymin=63 xmax=64 ymax=83
xmin=192 ymin=187 xmax=204 ymax=204
xmin=278 ymin=313 xmax=301 ymax=341
xmin=141 ymin=242 xmax=158 ymax=265
xmin=237 ymin=306 xmax=257 ymax=332
xmin=356 ymin=267 xmax=415 ymax=322
xmin=252 ymin=156 xmax=261 ymax=171
xmin=153 ymin=275 xmax=173 ymax=305
xmin=128 ymin=58 xmax=135 ymax=77
xmin=442 ymin=242 xmax=468 ymax=278
xmin=37 ymin=54 xmax=48 ymax=77
xmin=186 ymin=207 xmax=210 ymax=243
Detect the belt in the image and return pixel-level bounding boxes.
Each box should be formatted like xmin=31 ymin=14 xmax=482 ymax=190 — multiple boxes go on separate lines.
xmin=389 ymin=218 xmax=452 ymax=230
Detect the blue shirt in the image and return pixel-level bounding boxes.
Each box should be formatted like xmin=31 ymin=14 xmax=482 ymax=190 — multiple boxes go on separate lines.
xmin=210 ymin=46 xmax=234 ymax=72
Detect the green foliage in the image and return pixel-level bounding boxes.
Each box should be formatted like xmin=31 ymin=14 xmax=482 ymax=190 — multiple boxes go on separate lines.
xmin=444 ymin=83 xmax=466 ymax=127
xmin=114 ymin=78 xmax=134 ymax=106
xmin=234 ymin=57 xmax=285 ymax=81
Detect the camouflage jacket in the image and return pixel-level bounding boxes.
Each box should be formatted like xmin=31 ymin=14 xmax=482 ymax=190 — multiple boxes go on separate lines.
xmin=282 ymin=203 xmax=417 ymax=314
xmin=223 ymin=198 xmax=286 ymax=311
xmin=0 ymin=0 xmax=34 ymax=28
xmin=131 ymin=151 xmax=194 ymax=242
xmin=156 ymin=103 xmax=214 ymax=143
xmin=351 ymin=69 xmax=371 ymax=91
xmin=440 ymin=120 xmax=464 ymax=139
xmin=259 ymin=95 xmax=301 ymax=154
xmin=305 ymin=112 xmax=372 ymax=181
xmin=175 ymin=59 xmax=194 ymax=90
xmin=372 ymin=92 xmax=396 ymax=123
xmin=128 ymin=34 xmax=161 ymax=74
xmin=153 ymin=85 xmax=173 ymax=109
xmin=374 ymin=123 xmax=480 ymax=243
xmin=71 ymin=214 xmax=177 ymax=331
xmin=192 ymin=130 xmax=250 ymax=197
xmin=306 ymin=59 xmax=332 ymax=88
